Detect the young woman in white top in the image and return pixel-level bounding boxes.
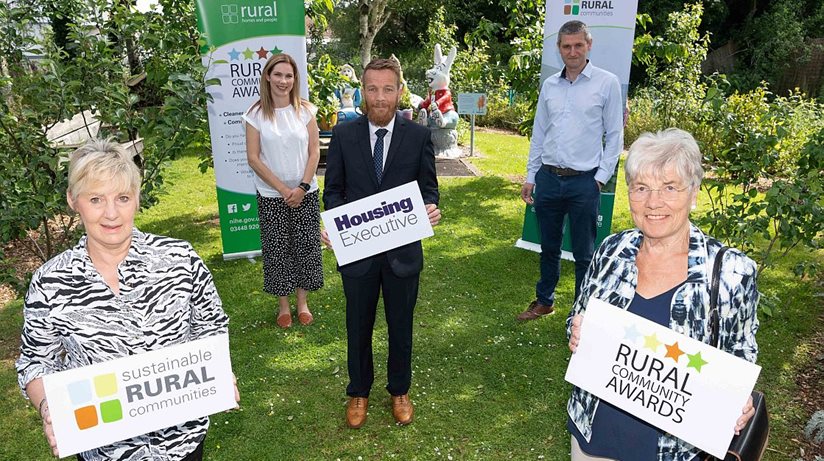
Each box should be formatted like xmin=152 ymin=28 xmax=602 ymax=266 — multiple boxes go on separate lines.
xmin=244 ymin=53 xmax=323 ymax=328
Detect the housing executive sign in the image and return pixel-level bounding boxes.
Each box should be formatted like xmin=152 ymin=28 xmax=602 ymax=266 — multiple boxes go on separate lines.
xmin=321 ymin=182 xmax=434 ymax=266
xmin=42 ymin=334 xmax=235 ymax=457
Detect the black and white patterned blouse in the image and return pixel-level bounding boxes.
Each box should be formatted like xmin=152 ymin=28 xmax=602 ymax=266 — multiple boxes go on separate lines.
xmin=16 ymin=228 xmax=229 ymax=460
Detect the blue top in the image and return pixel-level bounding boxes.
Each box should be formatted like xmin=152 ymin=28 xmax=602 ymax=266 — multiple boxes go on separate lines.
xmin=525 ymin=61 xmax=624 ymax=185
xmin=569 ymin=281 xmax=686 ymax=460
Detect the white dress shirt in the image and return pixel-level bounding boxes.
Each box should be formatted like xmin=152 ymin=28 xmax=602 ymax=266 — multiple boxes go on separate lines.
xmin=526 ymin=62 xmax=623 ymax=185
xmin=369 ymin=116 xmax=395 ymax=170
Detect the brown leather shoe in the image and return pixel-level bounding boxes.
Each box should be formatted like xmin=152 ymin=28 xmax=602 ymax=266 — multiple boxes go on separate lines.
xmin=391 ymin=394 xmax=414 ymax=425
xmin=516 ymin=300 xmax=554 ymax=321
xmin=346 ymin=397 xmax=368 ymax=428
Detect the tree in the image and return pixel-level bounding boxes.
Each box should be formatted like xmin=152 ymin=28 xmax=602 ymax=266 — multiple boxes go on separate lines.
xmin=357 ymin=0 xmax=390 ymax=67
xmin=0 ymin=0 xmax=212 ymax=293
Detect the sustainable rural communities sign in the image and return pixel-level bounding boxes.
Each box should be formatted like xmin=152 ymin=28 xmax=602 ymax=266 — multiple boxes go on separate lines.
xmin=42 ymin=334 xmax=235 ymax=457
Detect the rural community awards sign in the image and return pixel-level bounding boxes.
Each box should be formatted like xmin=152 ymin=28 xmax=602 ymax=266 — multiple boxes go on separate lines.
xmin=565 ymin=299 xmax=761 ymax=458
xmin=196 ymin=0 xmax=308 ymax=259
xmin=321 ymin=181 xmax=434 ymax=266
xmin=42 ymin=334 xmax=235 ymax=457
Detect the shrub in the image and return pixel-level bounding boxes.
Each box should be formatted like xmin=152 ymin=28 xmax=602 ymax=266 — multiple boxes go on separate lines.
xmin=0 ymin=0 xmax=211 ymax=293
xmin=631 ymin=3 xmax=824 ymax=305
xmin=475 ymin=90 xmax=530 ymax=132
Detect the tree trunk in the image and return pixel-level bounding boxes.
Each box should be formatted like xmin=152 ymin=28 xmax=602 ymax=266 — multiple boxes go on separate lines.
xmin=358 ymin=0 xmax=391 ymax=68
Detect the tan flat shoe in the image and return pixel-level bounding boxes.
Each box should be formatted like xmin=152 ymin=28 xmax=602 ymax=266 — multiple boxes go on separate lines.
xmin=276 ymin=313 xmax=292 ymax=329
xmin=297 ymin=311 xmax=313 ymax=326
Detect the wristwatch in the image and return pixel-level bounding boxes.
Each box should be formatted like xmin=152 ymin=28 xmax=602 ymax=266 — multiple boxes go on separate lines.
xmin=298 ymin=182 xmax=311 ymax=192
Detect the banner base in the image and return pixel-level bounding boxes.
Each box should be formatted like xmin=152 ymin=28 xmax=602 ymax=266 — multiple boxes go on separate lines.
xmin=222 ymin=250 xmax=261 ymax=261
xmin=515 ymin=239 xmax=574 ymax=261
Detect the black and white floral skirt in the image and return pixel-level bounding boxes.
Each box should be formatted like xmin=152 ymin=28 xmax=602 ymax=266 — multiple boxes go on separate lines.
xmin=257 ymin=190 xmax=324 ymax=296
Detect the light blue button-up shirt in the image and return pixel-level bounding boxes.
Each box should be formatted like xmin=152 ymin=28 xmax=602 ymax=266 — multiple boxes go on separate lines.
xmin=526 ymin=61 xmax=623 ymax=185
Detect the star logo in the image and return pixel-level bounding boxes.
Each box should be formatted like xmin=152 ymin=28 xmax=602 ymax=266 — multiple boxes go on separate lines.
xmin=623 ymin=324 xmax=642 ymax=344
xmin=242 ymin=48 xmax=254 ymax=60
xmin=256 ymin=47 xmax=269 ymax=59
xmin=228 ymin=48 xmax=241 ymax=61
xmin=664 ymin=342 xmax=685 ymax=362
xmin=686 ymin=351 xmax=709 ymax=372
xmin=270 ymin=46 xmax=282 ymax=56
xmin=643 ymin=332 xmax=662 ymax=352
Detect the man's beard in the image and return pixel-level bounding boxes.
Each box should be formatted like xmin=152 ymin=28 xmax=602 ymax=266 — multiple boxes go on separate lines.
xmin=363 ymin=100 xmax=397 ymax=127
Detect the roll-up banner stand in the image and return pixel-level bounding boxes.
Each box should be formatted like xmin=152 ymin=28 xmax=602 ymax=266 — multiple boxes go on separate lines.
xmin=516 ymin=0 xmax=638 ymax=258
xmin=196 ymin=0 xmax=307 ymax=259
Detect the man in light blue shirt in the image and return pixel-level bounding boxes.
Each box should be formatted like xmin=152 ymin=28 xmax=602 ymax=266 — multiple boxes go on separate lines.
xmin=518 ymin=20 xmax=623 ymax=321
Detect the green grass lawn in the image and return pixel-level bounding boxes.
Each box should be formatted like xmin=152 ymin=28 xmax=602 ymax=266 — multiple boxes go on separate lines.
xmin=0 ymin=130 xmax=821 ymax=460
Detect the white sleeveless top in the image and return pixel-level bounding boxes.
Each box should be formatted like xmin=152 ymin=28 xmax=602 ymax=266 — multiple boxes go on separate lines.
xmin=242 ymin=103 xmax=318 ymax=198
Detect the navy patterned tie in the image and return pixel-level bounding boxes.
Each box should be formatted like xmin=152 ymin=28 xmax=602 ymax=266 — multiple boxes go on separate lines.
xmin=374 ymin=128 xmax=388 ymax=184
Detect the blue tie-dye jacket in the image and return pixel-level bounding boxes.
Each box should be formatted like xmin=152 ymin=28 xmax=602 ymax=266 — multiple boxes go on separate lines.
xmin=566 ymin=223 xmax=759 ymax=461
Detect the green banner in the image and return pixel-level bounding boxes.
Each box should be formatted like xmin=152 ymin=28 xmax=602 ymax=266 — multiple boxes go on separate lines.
xmin=215 ymin=187 xmax=261 ymax=256
xmin=196 ymin=0 xmax=307 ymax=259
xmin=516 ymin=168 xmax=618 ymax=258
xmin=196 ymin=0 xmax=306 ymax=48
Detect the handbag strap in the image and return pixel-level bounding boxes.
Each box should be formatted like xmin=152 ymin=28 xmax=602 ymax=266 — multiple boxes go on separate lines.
xmin=708 ymin=245 xmax=730 ymax=348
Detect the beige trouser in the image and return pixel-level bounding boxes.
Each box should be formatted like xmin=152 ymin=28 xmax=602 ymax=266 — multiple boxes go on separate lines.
xmin=571 ymin=436 xmax=619 ymax=461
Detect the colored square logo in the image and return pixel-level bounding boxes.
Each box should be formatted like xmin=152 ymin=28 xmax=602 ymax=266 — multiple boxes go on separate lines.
xmin=68 ymin=374 xmax=123 ymax=430
xmin=572 ymin=5 xmax=580 ymax=14
xmin=100 ymin=399 xmax=123 ymax=423
xmin=74 ymin=405 xmax=98 ymax=430
xmin=564 ymin=5 xmax=571 ymax=14
xmin=67 ymin=380 xmax=92 ymax=406
xmin=221 ymin=4 xmax=239 ymax=24
xmin=94 ymin=373 xmax=117 ymax=398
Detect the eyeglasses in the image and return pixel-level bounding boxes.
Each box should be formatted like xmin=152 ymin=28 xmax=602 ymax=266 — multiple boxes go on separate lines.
xmin=628 ymin=185 xmax=691 ymax=202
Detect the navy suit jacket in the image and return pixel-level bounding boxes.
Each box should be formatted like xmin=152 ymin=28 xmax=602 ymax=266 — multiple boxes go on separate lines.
xmin=323 ymin=115 xmax=439 ymax=278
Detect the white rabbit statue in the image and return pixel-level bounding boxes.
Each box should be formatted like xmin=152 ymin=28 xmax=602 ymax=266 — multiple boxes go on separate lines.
xmin=417 ymin=44 xmax=462 ymax=157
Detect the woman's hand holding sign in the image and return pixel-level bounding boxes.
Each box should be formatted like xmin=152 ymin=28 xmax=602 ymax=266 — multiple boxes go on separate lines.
xmin=26 ymin=377 xmax=59 ymax=457
xmin=569 ymin=314 xmax=583 ymax=353
xmin=735 ymin=395 xmax=755 ymax=435
xmin=233 ymin=373 xmax=240 ymax=410
xmin=39 ymin=399 xmax=59 ymax=457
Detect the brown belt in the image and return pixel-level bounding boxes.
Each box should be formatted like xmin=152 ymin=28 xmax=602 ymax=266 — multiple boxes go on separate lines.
xmin=541 ymin=164 xmax=588 ymax=176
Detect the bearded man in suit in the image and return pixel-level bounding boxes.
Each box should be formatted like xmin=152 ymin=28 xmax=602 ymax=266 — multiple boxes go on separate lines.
xmin=322 ymin=58 xmax=441 ymax=428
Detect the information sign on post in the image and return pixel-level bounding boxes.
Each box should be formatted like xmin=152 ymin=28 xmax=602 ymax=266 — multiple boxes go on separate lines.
xmin=457 ymin=93 xmax=487 ymax=157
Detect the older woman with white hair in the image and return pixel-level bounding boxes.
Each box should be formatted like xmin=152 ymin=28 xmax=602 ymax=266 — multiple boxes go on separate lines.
xmin=566 ymin=128 xmax=760 ymax=460
xmin=16 ymin=139 xmax=237 ymax=461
